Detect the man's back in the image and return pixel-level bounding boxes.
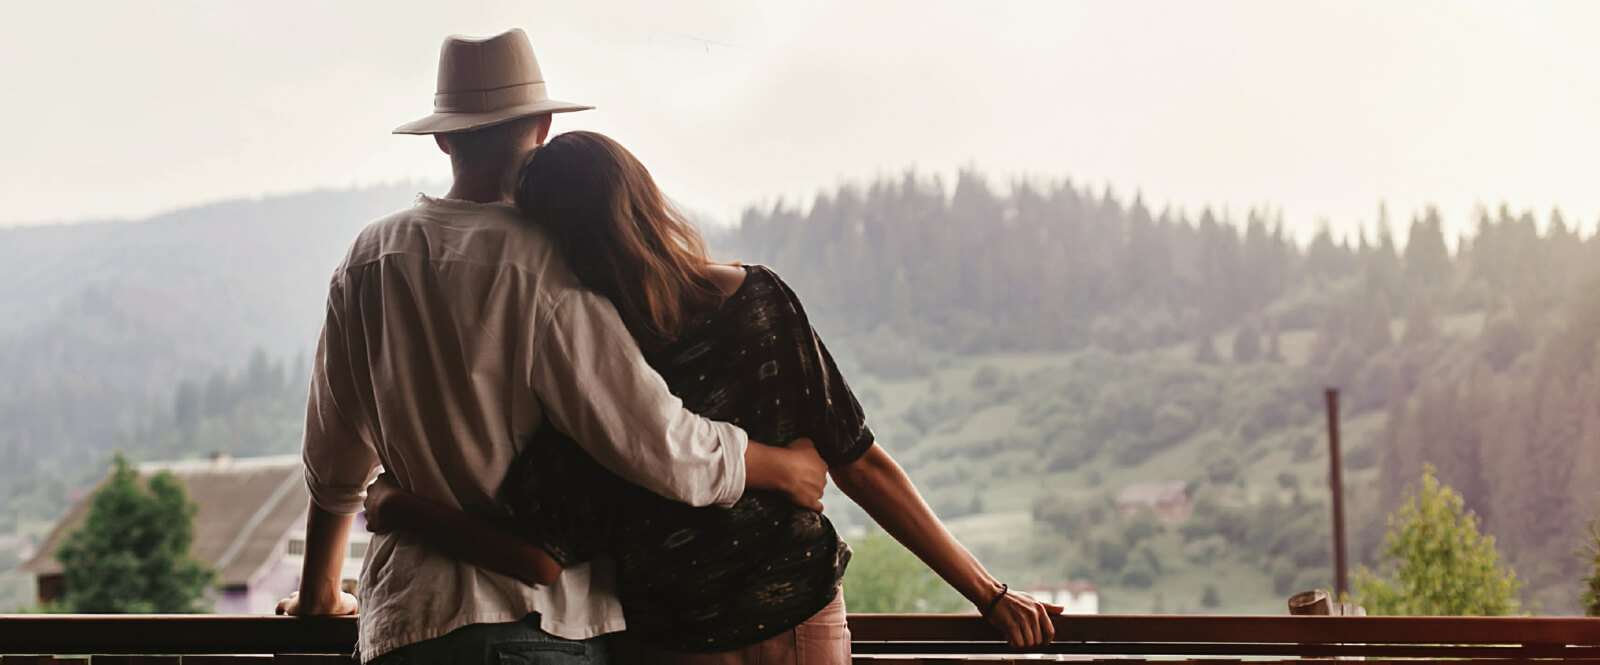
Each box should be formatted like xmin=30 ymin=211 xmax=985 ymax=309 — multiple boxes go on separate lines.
xmin=317 ymin=195 xmax=568 ymax=510
xmin=301 ymin=195 xmax=747 ymax=661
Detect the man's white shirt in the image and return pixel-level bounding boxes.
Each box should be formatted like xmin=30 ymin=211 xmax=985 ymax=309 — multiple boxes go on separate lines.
xmin=301 ymin=195 xmax=748 ymax=662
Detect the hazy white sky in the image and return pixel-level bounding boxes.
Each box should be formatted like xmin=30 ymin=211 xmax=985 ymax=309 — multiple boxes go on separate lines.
xmin=3 ymin=0 xmax=1598 ymax=243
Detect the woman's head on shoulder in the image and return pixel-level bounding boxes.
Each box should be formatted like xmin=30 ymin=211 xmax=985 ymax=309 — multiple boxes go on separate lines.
xmin=514 ymin=131 xmax=722 ymax=349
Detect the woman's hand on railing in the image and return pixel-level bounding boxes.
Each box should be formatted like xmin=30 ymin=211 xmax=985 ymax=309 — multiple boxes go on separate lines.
xmin=275 ymin=590 xmax=358 ymax=617
xmin=981 ymin=586 xmax=1064 ymax=649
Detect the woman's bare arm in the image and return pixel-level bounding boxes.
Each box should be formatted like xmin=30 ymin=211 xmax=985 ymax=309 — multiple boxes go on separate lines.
xmin=364 ymin=475 xmax=563 ymax=586
xmin=832 ymin=445 xmax=1062 ymax=649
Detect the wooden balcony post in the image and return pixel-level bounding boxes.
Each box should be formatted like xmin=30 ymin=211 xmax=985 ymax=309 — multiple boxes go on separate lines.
xmin=1326 ymin=388 xmax=1349 ymax=599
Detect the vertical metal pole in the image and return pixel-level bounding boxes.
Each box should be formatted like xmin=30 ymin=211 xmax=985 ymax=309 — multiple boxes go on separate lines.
xmin=1326 ymin=388 xmax=1349 ymax=599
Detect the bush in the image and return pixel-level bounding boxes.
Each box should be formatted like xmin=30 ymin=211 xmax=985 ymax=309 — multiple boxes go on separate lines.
xmin=1136 ymin=546 xmax=1163 ymax=574
xmin=1277 ymin=472 xmax=1300 ymax=490
xmin=843 ymin=530 xmax=966 ymax=613
xmin=1096 ymin=539 xmax=1130 ymax=574
xmin=1123 ymin=518 xmax=1161 ymax=548
xmin=1043 ymin=427 xmax=1099 ymax=471
xmin=1047 ymin=448 xmax=1091 ymax=472
xmin=1205 ymin=455 xmax=1241 ymax=485
xmin=1121 ymin=567 xmax=1156 ymax=589
xmin=1183 ymin=535 xmax=1228 ymax=565
xmin=1242 ymin=392 xmax=1299 ymax=440
xmin=1120 ymin=549 xmax=1158 ymax=588
xmin=1215 ymin=510 xmax=1251 ymax=544
xmin=1085 ymin=501 xmax=1111 ymax=527
xmin=1031 ymin=494 xmax=1084 ymax=534
xmin=1180 ymin=520 xmax=1218 ymax=542
xmin=1119 ymin=549 xmax=1161 ymax=588
xmin=1111 ymin=405 xmax=1200 ymax=467
xmin=1151 ymin=404 xmax=1200 ymax=447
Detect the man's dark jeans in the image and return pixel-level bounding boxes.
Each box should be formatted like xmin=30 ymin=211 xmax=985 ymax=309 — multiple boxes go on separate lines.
xmin=368 ymin=615 xmax=609 ymax=665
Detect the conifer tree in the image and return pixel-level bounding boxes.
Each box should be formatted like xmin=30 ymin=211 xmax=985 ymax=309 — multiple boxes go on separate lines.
xmin=1404 ymin=207 xmax=1452 ymax=288
xmin=1232 ymin=323 xmax=1261 ymax=364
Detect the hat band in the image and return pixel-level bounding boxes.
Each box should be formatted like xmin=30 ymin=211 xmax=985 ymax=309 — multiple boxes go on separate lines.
xmin=434 ymin=81 xmax=548 ymax=113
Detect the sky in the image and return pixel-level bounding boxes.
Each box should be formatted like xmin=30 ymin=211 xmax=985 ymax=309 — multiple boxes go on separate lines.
xmin=2 ymin=0 xmax=1599 ymax=244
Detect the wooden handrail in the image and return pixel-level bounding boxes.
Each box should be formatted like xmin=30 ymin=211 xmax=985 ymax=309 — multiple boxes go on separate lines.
xmin=0 ymin=614 xmax=1597 ymax=658
xmin=0 ymin=615 xmax=356 ymax=656
xmin=850 ymin=613 xmax=1600 ymax=646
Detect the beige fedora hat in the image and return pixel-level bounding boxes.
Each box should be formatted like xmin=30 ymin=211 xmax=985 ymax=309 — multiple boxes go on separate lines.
xmin=394 ymin=28 xmax=593 ymax=135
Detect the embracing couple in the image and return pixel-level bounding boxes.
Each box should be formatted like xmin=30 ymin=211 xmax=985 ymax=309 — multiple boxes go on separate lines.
xmin=276 ymin=29 xmax=1060 ymax=664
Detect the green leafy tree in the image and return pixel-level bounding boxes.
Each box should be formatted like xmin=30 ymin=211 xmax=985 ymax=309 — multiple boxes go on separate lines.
xmin=55 ymin=453 xmax=215 ymax=613
xmin=1355 ymin=466 xmax=1521 ymax=616
xmin=843 ymin=529 xmax=966 ymax=613
xmin=1581 ymin=517 xmax=1600 ymax=617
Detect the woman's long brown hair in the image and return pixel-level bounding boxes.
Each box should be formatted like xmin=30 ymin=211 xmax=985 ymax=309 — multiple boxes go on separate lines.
xmin=514 ymin=131 xmax=722 ymax=350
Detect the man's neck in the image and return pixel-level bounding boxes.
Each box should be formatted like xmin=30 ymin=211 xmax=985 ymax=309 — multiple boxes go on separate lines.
xmin=444 ymin=181 xmax=504 ymax=204
xmin=446 ymin=164 xmax=510 ymax=204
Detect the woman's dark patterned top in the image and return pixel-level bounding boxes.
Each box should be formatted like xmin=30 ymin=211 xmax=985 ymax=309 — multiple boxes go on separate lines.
xmin=499 ymin=265 xmax=875 ymax=652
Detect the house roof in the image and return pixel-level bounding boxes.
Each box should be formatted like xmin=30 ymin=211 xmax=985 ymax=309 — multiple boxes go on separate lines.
xmin=22 ymin=454 xmax=310 ymax=587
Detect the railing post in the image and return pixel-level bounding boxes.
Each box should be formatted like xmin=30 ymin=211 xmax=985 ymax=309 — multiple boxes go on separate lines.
xmin=1326 ymin=388 xmax=1349 ymax=599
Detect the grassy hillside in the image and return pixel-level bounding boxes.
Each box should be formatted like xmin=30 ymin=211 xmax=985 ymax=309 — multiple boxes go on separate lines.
xmin=822 ymin=317 xmax=1441 ymax=615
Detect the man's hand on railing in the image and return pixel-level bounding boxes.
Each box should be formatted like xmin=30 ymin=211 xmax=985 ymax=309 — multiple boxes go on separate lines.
xmin=744 ymin=437 xmax=828 ymax=511
xmin=275 ymin=590 xmax=359 ymax=617
xmin=982 ymin=586 xmax=1064 ymax=649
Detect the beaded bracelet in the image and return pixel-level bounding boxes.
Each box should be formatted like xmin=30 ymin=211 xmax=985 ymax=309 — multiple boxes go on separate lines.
xmin=982 ymin=583 xmax=1009 ymax=616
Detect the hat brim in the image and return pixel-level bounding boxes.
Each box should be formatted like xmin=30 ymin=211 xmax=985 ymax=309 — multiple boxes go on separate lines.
xmin=392 ymin=98 xmax=594 ymax=135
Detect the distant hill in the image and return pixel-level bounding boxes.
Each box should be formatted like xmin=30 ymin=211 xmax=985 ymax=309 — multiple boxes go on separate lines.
xmin=3 ymin=171 xmax=1598 ymax=614
xmin=0 ymin=184 xmax=436 ymax=353
xmin=0 ymin=184 xmax=434 ymax=500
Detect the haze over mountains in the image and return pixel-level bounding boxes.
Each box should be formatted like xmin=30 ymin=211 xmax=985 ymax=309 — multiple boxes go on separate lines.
xmin=2 ymin=173 xmax=1598 ymax=614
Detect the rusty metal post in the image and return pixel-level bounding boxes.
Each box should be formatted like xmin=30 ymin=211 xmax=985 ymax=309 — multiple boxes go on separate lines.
xmin=1326 ymin=388 xmax=1349 ymax=599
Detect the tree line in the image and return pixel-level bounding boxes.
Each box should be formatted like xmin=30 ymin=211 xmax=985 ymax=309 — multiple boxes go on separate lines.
xmin=722 ymin=170 xmax=1600 ymax=613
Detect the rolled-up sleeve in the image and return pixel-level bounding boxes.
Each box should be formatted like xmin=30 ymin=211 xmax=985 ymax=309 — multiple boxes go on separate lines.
xmin=530 ymin=289 xmax=748 ymax=508
xmin=302 ymin=285 xmax=380 ymax=515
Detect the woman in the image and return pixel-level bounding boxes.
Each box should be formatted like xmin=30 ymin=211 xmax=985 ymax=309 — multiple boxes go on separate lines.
xmin=363 ymin=131 xmax=1060 ymax=663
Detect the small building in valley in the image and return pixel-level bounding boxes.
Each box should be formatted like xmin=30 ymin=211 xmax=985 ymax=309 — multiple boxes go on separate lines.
xmin=21 ymin=454 xmax=367 ymax=613
xmin=1116 ymin=481 xmax=1192 ymax=522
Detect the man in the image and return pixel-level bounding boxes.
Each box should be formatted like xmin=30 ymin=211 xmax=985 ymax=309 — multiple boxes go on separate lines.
xmin=276 ymin=29 xmax=827 ymax=665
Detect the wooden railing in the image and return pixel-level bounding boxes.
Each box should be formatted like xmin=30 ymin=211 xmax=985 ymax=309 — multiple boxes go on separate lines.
xmin=1 ymin=614 xmax=1598 ymax=663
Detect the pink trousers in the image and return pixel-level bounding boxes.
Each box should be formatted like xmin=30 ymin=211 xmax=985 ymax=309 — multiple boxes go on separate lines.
xmin=615 ymin=590 xmax=851 ymax=665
